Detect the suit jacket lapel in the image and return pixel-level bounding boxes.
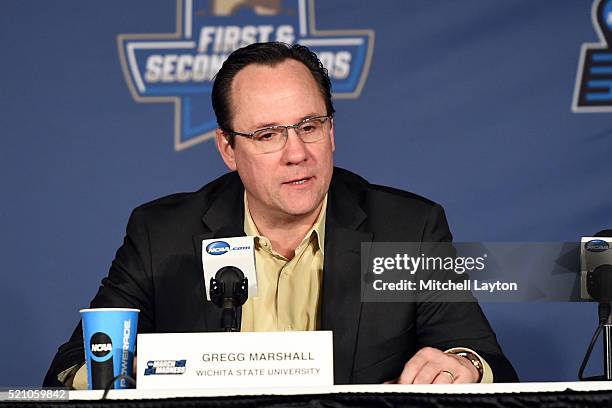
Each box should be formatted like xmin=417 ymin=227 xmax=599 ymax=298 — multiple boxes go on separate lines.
xmin=321 ymin=171 xmax=373 ymax=384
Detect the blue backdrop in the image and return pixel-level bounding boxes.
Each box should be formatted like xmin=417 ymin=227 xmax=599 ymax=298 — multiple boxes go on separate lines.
xmin=1 ymin=0 xmax=611 ymax=386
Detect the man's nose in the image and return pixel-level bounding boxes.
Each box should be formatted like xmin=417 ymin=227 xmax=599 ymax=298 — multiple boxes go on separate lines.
xmin=282 ymin=128 xmax=308 ymax=164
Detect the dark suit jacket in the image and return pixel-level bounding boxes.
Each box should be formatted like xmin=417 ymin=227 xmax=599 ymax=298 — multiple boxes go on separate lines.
xmin=43 ymin=167 xmax=518 ymax=386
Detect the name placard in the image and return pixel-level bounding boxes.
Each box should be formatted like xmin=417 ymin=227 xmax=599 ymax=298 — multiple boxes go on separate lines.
xmin=136 ymin=331 xmax=333 ymax=389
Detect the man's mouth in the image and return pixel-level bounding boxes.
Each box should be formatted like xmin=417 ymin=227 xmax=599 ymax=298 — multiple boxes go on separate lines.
xmin=284 ymin=177 xmax=312 ymax=185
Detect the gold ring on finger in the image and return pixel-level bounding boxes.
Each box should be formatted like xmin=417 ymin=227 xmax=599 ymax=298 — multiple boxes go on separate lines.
xmin=439 ymin=370 xmax=455 ymax=383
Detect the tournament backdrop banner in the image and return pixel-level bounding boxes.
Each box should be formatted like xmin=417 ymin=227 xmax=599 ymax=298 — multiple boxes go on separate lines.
xmin=1 ymin=0 xmax=611 ymax=386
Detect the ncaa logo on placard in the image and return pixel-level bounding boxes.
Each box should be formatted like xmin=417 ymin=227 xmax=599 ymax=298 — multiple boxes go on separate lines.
xmin=573 ymin=0 xmax=612 ymax=112
xmin=117 ymin=0 xmax=375 ymax=151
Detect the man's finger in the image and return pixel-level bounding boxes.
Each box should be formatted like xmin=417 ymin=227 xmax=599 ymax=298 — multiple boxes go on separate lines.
xmin=412 ymin=361 xmax=447 ymax=384
xmin=397 ymin=350 xmax=430 ymax=384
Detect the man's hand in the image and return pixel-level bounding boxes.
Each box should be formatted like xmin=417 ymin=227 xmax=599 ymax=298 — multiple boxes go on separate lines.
xmin=387 ymin=347 xmax=480 ymax=384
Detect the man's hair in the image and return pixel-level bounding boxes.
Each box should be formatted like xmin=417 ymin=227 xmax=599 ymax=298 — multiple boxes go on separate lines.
xmin=212 ymin=42 xmax=335 ymax=146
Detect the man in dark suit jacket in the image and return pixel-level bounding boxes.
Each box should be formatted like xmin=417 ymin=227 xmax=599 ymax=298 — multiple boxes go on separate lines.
xmin=44 ymin=42 xmax=517 ymax=387
xmin=44 ymin=168 xmax=517 ymax=386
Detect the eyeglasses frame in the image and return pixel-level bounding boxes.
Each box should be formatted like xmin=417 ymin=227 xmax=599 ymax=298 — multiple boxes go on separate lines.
xmin=223 ymin=115 xmax=333 ymax=151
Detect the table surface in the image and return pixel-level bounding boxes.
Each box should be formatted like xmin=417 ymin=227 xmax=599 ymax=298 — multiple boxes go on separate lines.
xmin=69 ymin=381 xmax=612 ymax=400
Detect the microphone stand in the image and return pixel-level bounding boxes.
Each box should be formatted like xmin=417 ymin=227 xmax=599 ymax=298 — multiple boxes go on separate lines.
xmin=603 ymin=304 xmax=612 ymax=380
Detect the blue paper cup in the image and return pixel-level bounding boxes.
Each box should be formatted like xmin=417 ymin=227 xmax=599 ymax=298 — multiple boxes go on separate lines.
xmin=80 ymin=308 xmax=139 ymax=390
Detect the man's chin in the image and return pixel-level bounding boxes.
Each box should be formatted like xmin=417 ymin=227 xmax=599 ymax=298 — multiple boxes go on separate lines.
xmin=280 ymin=206 xmax=320 ymax=218
xmin=278 ymin=199 xmax=325 ymax=219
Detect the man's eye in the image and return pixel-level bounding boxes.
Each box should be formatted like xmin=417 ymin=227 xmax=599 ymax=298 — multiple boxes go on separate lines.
xmin=254 ymin=132 xmax=276 ymax=141
xmin=300 ymin=124 xmax=317 ymax=133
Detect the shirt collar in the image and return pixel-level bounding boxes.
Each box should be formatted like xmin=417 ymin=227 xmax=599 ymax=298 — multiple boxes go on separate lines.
xmin=243 ymin=193 xmax=327 ymax=255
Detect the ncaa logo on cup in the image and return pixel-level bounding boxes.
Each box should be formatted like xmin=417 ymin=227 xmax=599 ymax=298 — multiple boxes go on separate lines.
xmin=90 ymin=332 xmax=113 ymax=360
xmin=118 ymin=0 xmax=374 ymax=151
xmin=206 ymin=240 xmax=230 ymax=255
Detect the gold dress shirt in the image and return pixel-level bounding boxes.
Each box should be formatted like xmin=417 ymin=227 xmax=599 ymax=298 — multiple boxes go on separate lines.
xmin=240 ymin=193 xmax=327 ymax=332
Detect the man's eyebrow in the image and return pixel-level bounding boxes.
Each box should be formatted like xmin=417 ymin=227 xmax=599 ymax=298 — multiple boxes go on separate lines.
xmin=251 ymin=121 xmax=278 ymax=129
xmin=250 ymin=113 xmax=323 ymax=130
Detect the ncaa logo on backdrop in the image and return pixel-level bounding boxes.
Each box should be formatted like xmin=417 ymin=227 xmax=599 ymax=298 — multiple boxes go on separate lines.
xmin=118 ymin=0 xmax=375 ymax=151
xmin=573 ymin=0 xmax=612 ymax=112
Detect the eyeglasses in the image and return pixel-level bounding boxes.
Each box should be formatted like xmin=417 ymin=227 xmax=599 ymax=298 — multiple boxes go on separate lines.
xmin=224 ymin=115 xmax=333 ymax=154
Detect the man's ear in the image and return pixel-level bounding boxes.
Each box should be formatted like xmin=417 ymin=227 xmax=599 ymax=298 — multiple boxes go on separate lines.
xmin=215 ymin=128 xmax=237 ymax=171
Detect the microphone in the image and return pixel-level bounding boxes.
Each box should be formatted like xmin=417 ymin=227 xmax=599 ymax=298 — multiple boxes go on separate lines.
xmin=588 ymin=264 xmax=612 ymax=305
xmin=580 ymin=230 xmax=612 ymax=302
xmin=210 ymin=266 xmax=248 ymax=331
xmin=582 ymin=230 xmax=612 ymax=324
xmin=200 ymin=237 xmax=258 ymax=331
xmin=578 ymin=229 xmax=612 ymax=380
